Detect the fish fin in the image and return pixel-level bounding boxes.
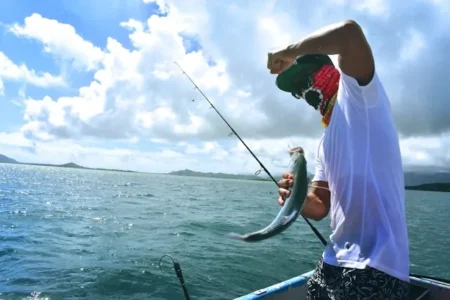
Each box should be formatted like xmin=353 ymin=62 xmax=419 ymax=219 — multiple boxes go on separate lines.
xmin=226 ymin=232 xmax=246 ymax=240
xmin=282 ymin=210 xmax=298 ymax=225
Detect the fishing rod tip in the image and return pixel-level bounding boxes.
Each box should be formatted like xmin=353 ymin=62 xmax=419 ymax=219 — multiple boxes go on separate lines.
xmin=158 ymin=254 xmax=176 ymax=267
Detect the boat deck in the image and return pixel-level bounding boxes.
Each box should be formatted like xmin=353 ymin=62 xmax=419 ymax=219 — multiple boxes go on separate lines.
xmin=235 ymin=270 xmax=450 ymax=300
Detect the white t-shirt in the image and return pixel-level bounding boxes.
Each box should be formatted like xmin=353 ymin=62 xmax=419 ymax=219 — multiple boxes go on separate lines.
xmin=312 ymin=69 xmax=410 ymax=282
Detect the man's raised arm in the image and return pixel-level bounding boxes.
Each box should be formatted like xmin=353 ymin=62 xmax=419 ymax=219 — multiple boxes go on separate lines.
xmin=268 ymin=20 xmax=375 ymax=86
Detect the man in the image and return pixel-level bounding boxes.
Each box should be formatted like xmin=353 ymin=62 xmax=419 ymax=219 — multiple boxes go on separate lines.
xmin=267 ymin=20 xmax=410 ymax=299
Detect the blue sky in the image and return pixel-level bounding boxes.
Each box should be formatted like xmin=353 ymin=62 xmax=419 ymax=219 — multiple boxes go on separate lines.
xmin=0 ymin=0 xmax=449 ymax=174
xmin=0 ymin=0 xmax=157 ymax=131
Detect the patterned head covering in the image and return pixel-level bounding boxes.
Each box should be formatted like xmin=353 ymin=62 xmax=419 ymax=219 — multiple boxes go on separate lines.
xmin=275 ymin=54 xmax=340 ymax=127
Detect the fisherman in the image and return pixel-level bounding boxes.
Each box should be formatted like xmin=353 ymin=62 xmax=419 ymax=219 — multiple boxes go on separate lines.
xmin=267 ymin=20 xmax=410 ymax=299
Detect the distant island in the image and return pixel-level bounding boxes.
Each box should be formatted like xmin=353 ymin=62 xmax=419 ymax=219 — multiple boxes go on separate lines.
xmin=1 ymin=153 xmax=450 ymax=192
xmin=168 ymin=169 xmax=450 ymax=192
xmin=168 ymin=169 xmax=450 ymax=193
xmin=0 ymin=154 xmax=137 ymax=173
xmin=405 ymin=183 xmax=450 ymax=193
xmin=168 ymin=169 xmax=274 ymax=182
xmin=168 ymin=168 xmax=316 ymax=183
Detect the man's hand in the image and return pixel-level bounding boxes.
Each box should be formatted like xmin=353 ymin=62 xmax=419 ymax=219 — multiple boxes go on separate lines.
xmin=277 ymin=172 xmax=330 ymax=221
xmin=277 ymin=172 xmax=294 ymax=206
xmin=267 ymin=52 xmax=295 ymax=75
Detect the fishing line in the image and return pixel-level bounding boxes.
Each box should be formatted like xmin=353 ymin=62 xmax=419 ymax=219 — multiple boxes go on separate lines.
xmin=174 ymin=61 xmax=327 ymax=246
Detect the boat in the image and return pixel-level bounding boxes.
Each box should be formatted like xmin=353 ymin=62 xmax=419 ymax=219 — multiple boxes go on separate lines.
xmin=234 ymin=269 xmax=450 ymax=299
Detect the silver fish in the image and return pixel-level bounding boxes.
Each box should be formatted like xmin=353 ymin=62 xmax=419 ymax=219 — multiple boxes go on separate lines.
xmin=227 ymin=146 xmax=309 ymax=242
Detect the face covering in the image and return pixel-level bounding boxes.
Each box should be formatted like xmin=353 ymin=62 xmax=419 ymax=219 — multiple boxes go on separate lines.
xmin=275 ymin=54 xmax=340 ymax=128
xmin=294 ymin=64 xmax=340 ymax=128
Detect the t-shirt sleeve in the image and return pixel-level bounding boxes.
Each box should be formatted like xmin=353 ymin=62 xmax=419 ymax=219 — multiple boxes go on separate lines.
xmin=338 ymin=69 xmax=382 ymax=108
xmin=312 ymin=150 xmax=327 ymax=182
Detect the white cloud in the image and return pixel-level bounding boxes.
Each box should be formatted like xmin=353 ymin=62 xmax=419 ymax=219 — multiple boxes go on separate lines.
xmin=0 ymin=132 xmax=34 ymax=148
xmin=399 ymin=132 xmax=450 ymax=168
xmin=399 ymin=29 xmax=426 ymax=62
xmin=0 ymin=131 xmax=320 ymax=174
xmin=2 ymin=129 xmax=448 ymax=175
xmin=0 ymin=133 xmax=191 ymax=173
xmin=327 ymin=0 xmax=390 ymax=17
xmin=9 ymin=13 xmax=104 ymax=72
xmin=355 ymin=0 xmax=390 ymax=17
xmin=0 ymin=51 xmax=64 ymax=87
xmin=18 ymin=5 xmax=236 ymax=142
xmin=184 ymin=141 xmax=229 ymax=160
xmin=2 ymin=0 xmax=450 ymax=174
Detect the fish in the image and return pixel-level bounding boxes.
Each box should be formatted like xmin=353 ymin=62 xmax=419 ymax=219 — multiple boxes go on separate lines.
xmin=227 ymin=146 xmax=309 ymax=242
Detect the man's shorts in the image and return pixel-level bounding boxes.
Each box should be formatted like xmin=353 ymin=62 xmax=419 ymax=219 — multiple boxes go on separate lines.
xmin=306 ymin=258 xmax=410 ymax=300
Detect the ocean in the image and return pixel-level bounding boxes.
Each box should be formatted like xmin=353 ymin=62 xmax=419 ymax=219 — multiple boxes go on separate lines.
xmin=0 ymin=164 xmax=449 ymax=299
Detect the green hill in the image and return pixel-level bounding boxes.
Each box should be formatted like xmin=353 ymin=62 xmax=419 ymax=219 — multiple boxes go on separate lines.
xmin=0 ymin=154 xmax=135 ymax=173
xmin=405 ymin=183 xmax=450 ymax=192
xmin=1 ymin=153 xmax=450 ymax=192
xmin=0 ymin=154 xmax=18 ymax=164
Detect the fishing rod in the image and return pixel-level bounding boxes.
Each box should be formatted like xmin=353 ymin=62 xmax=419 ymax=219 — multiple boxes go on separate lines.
xmin=158 ymin=254 xmax=191 ymax=300
xmin=174 ymin=62 xmax=327 ymax=246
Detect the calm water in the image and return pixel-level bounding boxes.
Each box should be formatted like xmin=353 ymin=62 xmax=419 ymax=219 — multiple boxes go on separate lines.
xmin=0 ymin=164 xmax=449 ymax=300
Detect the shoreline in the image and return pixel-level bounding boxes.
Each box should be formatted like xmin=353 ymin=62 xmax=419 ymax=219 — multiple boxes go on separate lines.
xmin=1 ymin=156 xmax=449 ymax=193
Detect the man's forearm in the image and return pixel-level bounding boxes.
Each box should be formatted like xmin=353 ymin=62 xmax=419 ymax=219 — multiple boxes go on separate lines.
xmin=279 ymin=20 xmax=358 ymax=60
xmin=301 ymin=193 xmax=329 ymax=221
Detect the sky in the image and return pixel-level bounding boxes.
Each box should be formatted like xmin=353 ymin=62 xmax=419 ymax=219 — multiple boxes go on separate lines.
xmin=0 ymin=0 xmax=449 ymax=175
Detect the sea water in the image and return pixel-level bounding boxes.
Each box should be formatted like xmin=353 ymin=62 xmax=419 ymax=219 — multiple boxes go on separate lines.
xmin=0 ymin=164 xmax=449 ymax=299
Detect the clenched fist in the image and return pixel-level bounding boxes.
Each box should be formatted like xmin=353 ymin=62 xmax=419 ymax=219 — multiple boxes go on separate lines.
xmin=267 ymin=51 xmax=295 ymax=74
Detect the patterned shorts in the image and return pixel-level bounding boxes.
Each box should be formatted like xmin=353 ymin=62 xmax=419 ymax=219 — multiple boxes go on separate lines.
xmin=306 ymin=258 xmax=410 ymax=300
